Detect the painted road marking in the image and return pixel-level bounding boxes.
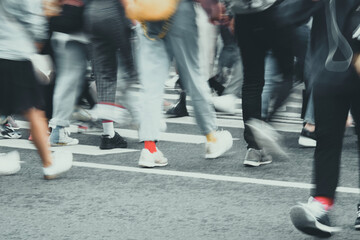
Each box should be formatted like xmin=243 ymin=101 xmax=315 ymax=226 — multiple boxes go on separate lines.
xmin=0 ymin=139 xmax=138 ymax=156
xmin=87 ymin=129 xmax=206 ymax=144
xmin=73 ymin=161 xmax=360 ymax=194
xmin=165 ymin=117 xmax=302 ymax=133
xmin=16 ymin=113 xmax=302 ymax=133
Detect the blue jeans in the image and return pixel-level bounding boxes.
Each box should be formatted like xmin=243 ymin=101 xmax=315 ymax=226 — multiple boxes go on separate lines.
xmin=49 ymin=39 xmax=88 ymax=127
xmin=138 ymin=0 xmax=217 ymax=141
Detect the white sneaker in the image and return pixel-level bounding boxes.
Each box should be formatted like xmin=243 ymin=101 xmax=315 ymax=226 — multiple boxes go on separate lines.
xmin=212 ymin=94 xmax=237 ymax=115
xmin=43 ymin=151 xmax=73 ymax=180
xmin=0 ymin=151 xmax=21 ymax=175
xmin=50 ymin=126 xmax=79 ymax=146
xmin=205 ymin=130 xmax=233 ymax=159
xmin=138 ymin=148 xmax=168 ymax=168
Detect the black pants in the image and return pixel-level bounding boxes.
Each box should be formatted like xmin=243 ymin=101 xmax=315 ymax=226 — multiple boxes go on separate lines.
xmin=235 ymin=9 xmax=294 ymax=149
xmin=312 ymin=68 xmax=360 ymax=199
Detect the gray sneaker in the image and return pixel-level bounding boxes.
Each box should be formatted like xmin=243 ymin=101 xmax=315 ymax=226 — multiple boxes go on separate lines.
xmin=290 ymin=197 xmax=341 ymax=237
xmin=246 ymin=119 xmax=288 ymax=157
xmin=243 ymin=148 xmax=272 ymax=167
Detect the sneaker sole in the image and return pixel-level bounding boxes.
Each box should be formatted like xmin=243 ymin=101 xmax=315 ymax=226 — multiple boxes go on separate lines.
xmin=205 ymin=145 xmax=232 ymax=159
xmin=298 ymin=136 xmax=316 ymax=148
xmin=243 ymin=159 xmax=272 ymax=167
xmin=99 ymin=144 xmax=127 ymax=150
xmin=51 ymin=142 xmax=79 ymax=147
xmin=290 ymin=205 xmax=340 ymax=238
xmin=155 ymin=162 xmax=168 ymax=167
xmin=1 ymin=135 xmax=22 ymax=139
xmin=0 ymin=165 xmax=21 ymax=175
xmin=138 ymin=161 xmax=168 ymax=168
xmin=44 ymin=171 xmax=68 ymax=180
xmin=138 ymin=161 xmax=155 ymax=168
xmin=243 ymin=160 xmax=261 ymax=167
xmin=355 ymin=224 xmax=360 ymax=230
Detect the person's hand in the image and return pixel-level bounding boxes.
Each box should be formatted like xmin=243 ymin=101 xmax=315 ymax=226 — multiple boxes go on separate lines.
xmin=43 ymin=0 xmax=62 ymax=17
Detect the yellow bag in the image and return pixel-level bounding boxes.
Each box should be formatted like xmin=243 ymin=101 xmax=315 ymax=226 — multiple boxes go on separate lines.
xmin=124 ymin=0 xmax=180 ymax=21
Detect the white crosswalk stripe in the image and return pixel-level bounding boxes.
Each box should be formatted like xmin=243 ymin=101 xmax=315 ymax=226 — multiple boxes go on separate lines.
xmin=0 ymin=139 xmax=138 ymax=155
xmin=3 ymin=82 xmax=304 ymax=155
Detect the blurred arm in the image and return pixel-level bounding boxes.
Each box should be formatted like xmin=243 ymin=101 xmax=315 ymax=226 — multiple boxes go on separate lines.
xmin=3 ymin=0 xmax=49 ymax=43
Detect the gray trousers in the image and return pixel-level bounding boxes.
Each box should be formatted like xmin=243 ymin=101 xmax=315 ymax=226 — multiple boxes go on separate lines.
xmin=50 ymin=39 xmax=88 ymax=127
xmin=138 ymin=0 xmax=217 ymax=141
xmin=84 ymin=0 xmax=136 ymax=104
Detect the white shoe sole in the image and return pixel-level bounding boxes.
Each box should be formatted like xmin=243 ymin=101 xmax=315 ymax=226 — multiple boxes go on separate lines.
xmin=243 ymin=159 xmax=272 ymax=167
xmin=205 ymin=144 xmax=232 ymax=159
xmin=50 ymin=141 xmax=79 ymax=147
xmin=138 ymin=161 xmax=168 ymax=168
xmin=205 ymin=150 xmax=228 ymax=159
xmin=0 ymin=164 xmax=21 ymax=175
xmin=205 ymin=132 xmax=233 ymax=159
xmin=298 ymin=136 xmax=316 ymax=147
xmin=355 ymin=223 xmax=360 ymax=230
xmin=243 ymin=160 xmax=261 ymax=167
xmin=290 ymin=205 xmax=341 ymax=237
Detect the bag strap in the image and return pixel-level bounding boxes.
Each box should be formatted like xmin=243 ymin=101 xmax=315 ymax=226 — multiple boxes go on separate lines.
xmin=140 ymin=19 xmax=174 ymax=41
xmin=324 ymin=0 xmax=353 ymax=72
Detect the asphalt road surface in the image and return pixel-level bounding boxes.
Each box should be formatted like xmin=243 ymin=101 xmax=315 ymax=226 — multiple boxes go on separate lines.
xmin=1 ymin=88 xmax=359 ymax=240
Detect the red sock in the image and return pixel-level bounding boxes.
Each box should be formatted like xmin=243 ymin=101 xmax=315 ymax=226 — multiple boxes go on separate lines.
xmin=144 ymin=141 xmax=157 ymax=153
xmin=314 ymin=196 xmax=334 ymax=210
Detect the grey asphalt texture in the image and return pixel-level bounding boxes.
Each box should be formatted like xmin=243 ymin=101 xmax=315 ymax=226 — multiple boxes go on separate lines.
xmin=0 ymin=122 xmax=359 ymax=240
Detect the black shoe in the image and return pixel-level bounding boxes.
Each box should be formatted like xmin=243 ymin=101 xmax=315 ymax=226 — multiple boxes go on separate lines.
xmin=298 ymin=128 xmax=316 ymax=147
xmin=0 ymin=125 xmax=22 ymax=139
xmin=166 ymin=91 xmax=189 ymax=118
xmin=100 ymin=132 xmax=127 ymax=149
xmin=355 ymin=204 xmax=360 ymax=230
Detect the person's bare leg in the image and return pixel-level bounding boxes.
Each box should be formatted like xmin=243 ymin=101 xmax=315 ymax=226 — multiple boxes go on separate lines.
xmin=304 ymin=123 xmax=315 ymax=132
xmin=24 ymin=108 xmax=52 ymax=167
xmin=354 ymin=53 xmax=360 ymax=75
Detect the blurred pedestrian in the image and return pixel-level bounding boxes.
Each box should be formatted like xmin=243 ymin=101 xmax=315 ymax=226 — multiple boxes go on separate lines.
xmin=0 ymin=0 xmax=72 ymax=179
xmin=290 ymin=0 xmax=360 ymax=237
xmin=125 ymin=0 xmax=233 ymax=167
xmin=84 ymin=0 xmax=139 ymax=150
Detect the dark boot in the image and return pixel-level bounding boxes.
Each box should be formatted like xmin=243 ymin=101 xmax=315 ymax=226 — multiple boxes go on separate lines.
xmin=166 ymin=91 xmax=189 ymax=118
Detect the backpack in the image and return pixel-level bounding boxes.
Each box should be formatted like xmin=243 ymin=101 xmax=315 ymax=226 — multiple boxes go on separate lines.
xmin=230 ymin=0 xmax=277 ymax=14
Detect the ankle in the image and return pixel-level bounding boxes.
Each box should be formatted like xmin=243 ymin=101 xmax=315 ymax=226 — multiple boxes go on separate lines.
xmin=314 ymin=196 xmax=334 ymax=210
xmin=144 ymin=141 xmax=157 ymax=153
xmin=206 ymin=132 xmax=217 ymax=143
xmin=304 ymin=123 xmax=315 ymax=132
